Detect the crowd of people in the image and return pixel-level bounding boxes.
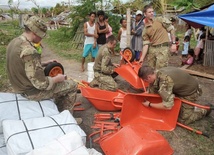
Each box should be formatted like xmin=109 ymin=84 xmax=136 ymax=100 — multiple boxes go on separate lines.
xmin=5 ymin=4 xmax=211 ymax=130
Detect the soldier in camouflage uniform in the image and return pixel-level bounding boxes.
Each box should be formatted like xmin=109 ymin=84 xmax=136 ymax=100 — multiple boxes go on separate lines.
xmin=89 ymin=35 xmax=120 ymax=91
xmin=139 ymin=4 xmax=177 ymax=69
xmin=138 ymin=65 xmax=209 ymax=125
xmin=6 ymin=15 xmax=78 ymax=113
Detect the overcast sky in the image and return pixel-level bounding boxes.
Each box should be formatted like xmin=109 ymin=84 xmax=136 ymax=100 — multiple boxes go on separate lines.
xmin=0 ymin=0 xmax=130 ymax=9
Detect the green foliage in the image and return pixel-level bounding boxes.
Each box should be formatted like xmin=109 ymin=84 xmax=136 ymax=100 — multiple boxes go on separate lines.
xmin=69 ymin=0 xmax=99 ymax=39
xmin=31 ymin=7 xmax=39 ymax=14
xmin=70 ymin=19 xmax=80 ymax=39
xmin=168 ymin=0 xmax=214 ymax=13
xmin=0 ymin=21 xmax=22 ymax=90
xmin=170 ymin=0 xmax=200 ymax=12
xmin=0 ymin=45 xmax=7 ymax=90
xmin=108 ymin=13 xmax=122 ymax=52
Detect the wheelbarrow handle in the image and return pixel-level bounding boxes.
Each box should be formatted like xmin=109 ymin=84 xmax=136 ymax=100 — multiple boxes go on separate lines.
xmin=176 ymin=122 xmax=209 ymax=138
xmin=111 ymin=97 xmax=123 ymax=108
xmin=180 ymin=99 xmax=213 ymax=110
xmin=120 ymin=51 xmax=134 ymax=68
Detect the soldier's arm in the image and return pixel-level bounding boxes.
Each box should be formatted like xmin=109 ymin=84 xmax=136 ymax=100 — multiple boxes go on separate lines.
xmin=139 ymin=28 xmax=150 ymax=63
xmin=142 ymin=75 xmax=175 ymax=110
xmin=101 ymin=53 xmax=114 ymax=75
xmin=158 ymin=16 xmax=176 ymax=43
xmin=21 ymin=46 xmax=66 ymax=90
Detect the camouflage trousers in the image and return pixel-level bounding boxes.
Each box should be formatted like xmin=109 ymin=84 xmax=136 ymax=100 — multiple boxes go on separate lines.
xmin=147 ymin=46 xmax=170 ymax=69
xmin=178 ymin=86 xmax=207 ymax=125
xmin=24 ymin=80 xmax=78 ymax=112
xmin=89 ymin=72 xmax=118 ymax=91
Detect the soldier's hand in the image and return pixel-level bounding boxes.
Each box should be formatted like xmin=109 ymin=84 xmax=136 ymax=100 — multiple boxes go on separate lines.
xmin=113 ymin=63 xmax=120 ymax=68
xmin=138 ymin=59 xmax=143 ymax=64
xmin=52 ymin=74 xmax=66 ymax=83
xmin=142 ymin=100 xmax=150 ymax=107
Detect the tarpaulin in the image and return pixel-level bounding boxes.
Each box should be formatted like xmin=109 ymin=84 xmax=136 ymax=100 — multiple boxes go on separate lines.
xmin=178 ymin=5 xmax=214 ymax=28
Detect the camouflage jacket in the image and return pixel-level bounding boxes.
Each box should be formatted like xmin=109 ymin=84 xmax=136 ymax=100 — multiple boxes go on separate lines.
xmin=149 ymin=67 xmax=200 ymax=108
xmin=6 ymin=35 xmax=53 ymax=94
xmin=93 ymin=44 xmax=114 ymax=75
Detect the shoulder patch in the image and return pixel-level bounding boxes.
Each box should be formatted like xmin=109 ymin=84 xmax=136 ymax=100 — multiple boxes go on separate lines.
xmin=20 ymin=46 xmax=37 ymax=58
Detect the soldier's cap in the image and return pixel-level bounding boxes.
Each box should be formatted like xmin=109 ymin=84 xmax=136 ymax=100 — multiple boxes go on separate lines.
xmin=24 ymin=16 xmax=47 ymax=38
xmin=136 ymin=10 xmax=143 ymax=15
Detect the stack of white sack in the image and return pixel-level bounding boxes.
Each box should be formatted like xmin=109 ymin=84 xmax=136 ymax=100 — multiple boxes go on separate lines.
xmin=3 ymin=110 xmax=86 ymax=155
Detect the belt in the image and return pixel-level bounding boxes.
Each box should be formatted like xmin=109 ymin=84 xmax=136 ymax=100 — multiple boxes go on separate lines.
xmin=151 ymin=42 xmax=169 ymax=48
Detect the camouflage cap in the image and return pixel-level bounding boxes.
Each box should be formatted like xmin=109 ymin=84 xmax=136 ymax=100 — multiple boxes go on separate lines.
xmin=24 ymin=16 xmax=47 ymax=38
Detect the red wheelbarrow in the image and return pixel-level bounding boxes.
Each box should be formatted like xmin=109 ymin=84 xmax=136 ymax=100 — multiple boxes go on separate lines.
xmin=80 ymin=81 xmax=126 ymax=111
xmin=120 ymin=93 xmax=182 ymax=131
xmin=98 ymin=93 xmax=213 ymax=154
xmin=98 ymin=93 xmax=180 ymax=155
xmin=114 ymin=48 xmax=148 ymax=90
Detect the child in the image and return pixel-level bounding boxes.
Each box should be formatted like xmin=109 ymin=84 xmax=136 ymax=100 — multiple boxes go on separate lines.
xmin=171 ymin=37 xmax=179 ymax=56
xmin=181 ymin=35 xmax=190 ymax=57
xmin=194 ymin=33 xmax=206 ymax=63
xmin=117 ymin=18 xmax=127 ymax=64
xmin=181 ymin=49 xmax=194 ymax=65
xmin=104 ymin=15 xmax=112 ymax=39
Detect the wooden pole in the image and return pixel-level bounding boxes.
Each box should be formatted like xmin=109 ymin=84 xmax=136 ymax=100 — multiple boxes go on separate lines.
xmin=203 ymin=28 xmax=209 ymax=66
xmin=126 ymin=8 xmax=131 ymax=48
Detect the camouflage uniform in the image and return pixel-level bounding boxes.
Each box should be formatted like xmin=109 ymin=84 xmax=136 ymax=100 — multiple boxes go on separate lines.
xmin=6 ymin=16 xmax=77 ymax=112
xmin=149 ymin=67 xmax=207 ymax=125
xmin=142 ymin=17 xmax=175 ymax=69
xmin=89 ymin=44 xmax=117 ymax=91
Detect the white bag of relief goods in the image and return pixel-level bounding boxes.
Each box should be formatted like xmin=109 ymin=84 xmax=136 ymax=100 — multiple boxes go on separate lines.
xmin=0 ymin=134 xmax=7 ymax=155
xmin=26 ymin=131 xmax=89 ymax=155
xmin=0 ymin=92 xmax=59 ymax=133
xmin=3 ymin=110 xmax=86 ymax=155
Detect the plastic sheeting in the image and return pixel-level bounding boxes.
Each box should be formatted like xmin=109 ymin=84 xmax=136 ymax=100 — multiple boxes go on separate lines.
xmin=0 ymin=93 xmax=59 ymax=134
xmin=3 ymin=110 xmax=86 ymax=155
xmin=179 ymin=5 xmax=214 ymax=28
xmin=26 ymin=131 xmax=102 ymax=155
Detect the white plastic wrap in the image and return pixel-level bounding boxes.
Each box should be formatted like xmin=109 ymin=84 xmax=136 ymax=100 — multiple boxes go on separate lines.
xmin=3 ymin=110 xmax=86 ymax=155
xmin=0 ymin=93 xmax=59 ymax=133
xmin=26 ymin=131 xmax=89 ymax=155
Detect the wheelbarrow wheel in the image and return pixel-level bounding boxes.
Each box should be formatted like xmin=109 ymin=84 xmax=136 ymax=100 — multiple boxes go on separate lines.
xmin=122 ymin=47 xmax=135 ymax=62
xmin=44 ymin=62 xmax=64 ymax=77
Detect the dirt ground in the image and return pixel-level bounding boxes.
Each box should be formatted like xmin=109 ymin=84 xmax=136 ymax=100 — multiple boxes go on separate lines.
xmin=3 ymin=44 xmax=214 ymax=154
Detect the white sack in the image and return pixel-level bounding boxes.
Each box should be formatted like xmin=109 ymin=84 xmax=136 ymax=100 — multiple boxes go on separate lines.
xmin=26 ymin=131 xmax=89 ymax=155
xmin=3 ymin=110 xmax=86 ymax=155
xmin=0 ymin=92 xmax=59 ymax=133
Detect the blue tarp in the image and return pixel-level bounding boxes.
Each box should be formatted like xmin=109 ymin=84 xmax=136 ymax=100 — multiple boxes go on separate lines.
xmin=179 ymin=4 xmax=214 ymax=28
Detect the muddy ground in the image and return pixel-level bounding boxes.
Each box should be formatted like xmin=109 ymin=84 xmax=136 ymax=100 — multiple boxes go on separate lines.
xmin=3 ymin=44 xmax=214 ymax=155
